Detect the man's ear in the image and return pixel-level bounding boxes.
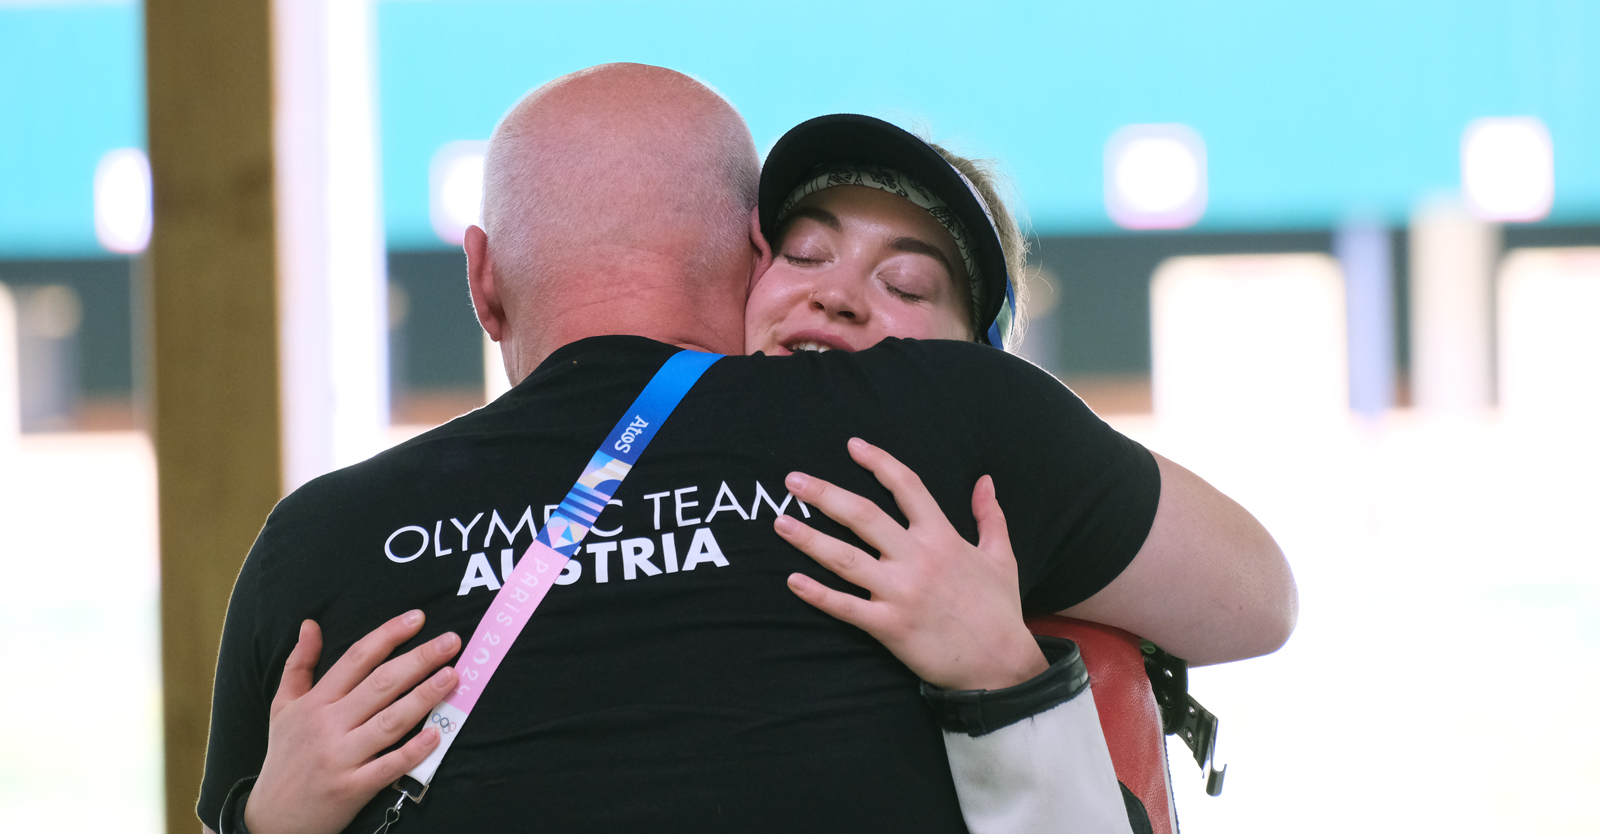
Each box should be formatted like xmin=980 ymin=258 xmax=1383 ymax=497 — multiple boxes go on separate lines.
xmin=464 ymin=224 xmax=505 ymax=342
xmin=747 ymin=206 xmax=773 ymax=295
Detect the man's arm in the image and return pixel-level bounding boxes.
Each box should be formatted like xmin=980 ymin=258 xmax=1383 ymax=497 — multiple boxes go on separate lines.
xmin=1060 ymin=452 xmax=1296 ymax=666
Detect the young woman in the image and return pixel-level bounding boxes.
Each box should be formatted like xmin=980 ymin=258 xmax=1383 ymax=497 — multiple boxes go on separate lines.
xmin=746 ymin=115 xmax=1151 ymax=833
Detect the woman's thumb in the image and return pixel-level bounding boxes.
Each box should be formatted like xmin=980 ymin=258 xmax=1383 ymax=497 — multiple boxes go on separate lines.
xmin=971 ymin=475 xmax=1013 ymax=559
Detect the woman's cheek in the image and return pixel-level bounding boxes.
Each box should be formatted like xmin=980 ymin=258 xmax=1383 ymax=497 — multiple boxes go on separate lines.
xmin=742 ymin=269 xmax=794 ymax=352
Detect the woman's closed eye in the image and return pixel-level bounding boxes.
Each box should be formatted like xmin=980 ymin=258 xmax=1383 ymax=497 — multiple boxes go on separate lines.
xmin=782 ymin=251 xmax=828 ymax=266
xmin=881 ymin=280 xmax=927 ymax=303
xmin=876 ymin=259 xmax=945 ymax=304
xmin=776 ymin=219 xmax=838 ymax=266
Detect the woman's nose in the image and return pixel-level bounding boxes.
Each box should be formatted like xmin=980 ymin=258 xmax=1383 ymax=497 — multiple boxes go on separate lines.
xmin=809 ymin=281 xmax=865 ymax=322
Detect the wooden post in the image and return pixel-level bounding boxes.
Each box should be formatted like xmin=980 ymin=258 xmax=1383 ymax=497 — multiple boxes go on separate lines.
xmin=144 ymin=1 xmax=281 ymax=830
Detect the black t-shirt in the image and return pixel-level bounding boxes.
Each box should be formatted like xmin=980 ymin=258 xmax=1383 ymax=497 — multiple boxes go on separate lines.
xmin=199 ymin=335 xmax=1159 ymax=833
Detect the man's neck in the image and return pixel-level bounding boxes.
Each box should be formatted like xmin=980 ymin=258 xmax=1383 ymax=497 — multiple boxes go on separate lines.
xmin=507 ymin=293 xmax=743 ymax=381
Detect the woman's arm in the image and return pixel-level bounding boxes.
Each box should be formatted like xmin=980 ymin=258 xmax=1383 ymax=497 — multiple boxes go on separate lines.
xmin=1061 ymin=452 xmax=1297 ymax=666
xmin=783 ymin=440 xmax=1295 ymax=670
xmin=779 ymin=438 xmax=1138 ymax=833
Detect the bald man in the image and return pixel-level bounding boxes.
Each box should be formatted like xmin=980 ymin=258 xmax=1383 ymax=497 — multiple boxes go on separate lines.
xmin=199 ymin=64 xmax=1291 ymax=834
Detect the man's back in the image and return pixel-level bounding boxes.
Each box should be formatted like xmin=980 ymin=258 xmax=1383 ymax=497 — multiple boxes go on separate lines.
xmin=200 ymin=335 xmax=1158 ymax=833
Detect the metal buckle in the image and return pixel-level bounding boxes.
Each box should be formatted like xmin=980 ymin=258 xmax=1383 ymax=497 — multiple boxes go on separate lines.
xmin=1174 ymin=693 xmax=1228 ymax=796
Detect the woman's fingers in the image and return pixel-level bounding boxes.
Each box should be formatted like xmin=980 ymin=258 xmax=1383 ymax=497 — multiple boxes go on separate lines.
xmin=352 ymin=664 xmax=459 ymax=756
xmin=784 ymin=470 xmax=906 ymax=556
xmin=971 ymin=475 xmax=1016 ymax=564
xmin=340 ymin=631 xmax=461 ymax=725
xmin=272 ymin=619 xmax=323 ymax=717
xmin=316 ymin=610 xmax=428 ymax=700
xmin=845 ymin=437 xmax=945 ymax=528
xmin=250 ymin=615 xmax=452 ymax=834
xmin=354 ymin=725 xmax=442 ymax=798
xmin=786 ymin=572 xmax=881 ymax=632
xmin=774 ymin=514 xmax=884 ymax=590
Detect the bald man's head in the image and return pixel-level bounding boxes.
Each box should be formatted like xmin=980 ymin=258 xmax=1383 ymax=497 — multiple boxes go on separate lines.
xmin=481 ymin=64 xmax=759 ymax=315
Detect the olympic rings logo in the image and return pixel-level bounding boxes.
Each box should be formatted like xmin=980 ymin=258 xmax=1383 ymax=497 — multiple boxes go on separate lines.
xmin=431 ymin=713 xmax=455 ymax=734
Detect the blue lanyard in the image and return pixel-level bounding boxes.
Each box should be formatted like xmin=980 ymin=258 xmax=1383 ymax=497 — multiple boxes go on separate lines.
xmin=398 ymin=348 xmax=722 ymax=802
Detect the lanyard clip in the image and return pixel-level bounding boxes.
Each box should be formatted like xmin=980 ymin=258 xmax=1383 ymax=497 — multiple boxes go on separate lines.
xmin=374 ymin=777 xmax=428 ymax=834
xmin=371 ymin=791 xmax=405 ymax=834
xmin=390 ymin=774 xmax=429 ymax=804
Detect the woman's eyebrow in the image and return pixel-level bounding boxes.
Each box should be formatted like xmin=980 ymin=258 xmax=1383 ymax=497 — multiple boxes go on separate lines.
xmin=888 ymin=236 xmax=957 ymax=276
xmin=784 ymin=206 xmax=842 ymax=231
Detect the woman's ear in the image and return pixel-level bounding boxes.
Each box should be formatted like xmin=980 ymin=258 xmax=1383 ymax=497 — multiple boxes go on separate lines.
xmin=747 ymin=206 xmax=774 ymax=294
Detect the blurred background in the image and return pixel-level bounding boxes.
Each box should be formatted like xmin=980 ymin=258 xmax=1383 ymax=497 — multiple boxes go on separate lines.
xmin=2 ymin=1 xmax=1597 ymax=831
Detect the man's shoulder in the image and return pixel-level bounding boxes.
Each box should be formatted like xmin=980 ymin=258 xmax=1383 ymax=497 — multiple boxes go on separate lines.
xmin=849 ymin=338 xmax=1075 ymax=408
xmin=308 ymin=412 xmax=478 ymax=481
xmin=271 ymin=337 xmax=688 ymax=522
xmin=732 ymin=338 xmax=1059 ymax=388
xmin=861 ymin=337 xmax=1059 ymax=379
xmin=262 ymin=410 xmax=492 ymax=536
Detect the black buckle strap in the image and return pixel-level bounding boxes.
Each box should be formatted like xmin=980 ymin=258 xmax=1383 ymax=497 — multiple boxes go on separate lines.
xmin=1142 ymin=641 xmax=1227 ymax=796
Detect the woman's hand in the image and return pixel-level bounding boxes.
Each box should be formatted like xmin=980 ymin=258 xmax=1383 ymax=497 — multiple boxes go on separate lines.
xmin=777 ymin=437 xmax=1048 ymax=691
xmin=244 ymin=612 xmax=460 ymax=834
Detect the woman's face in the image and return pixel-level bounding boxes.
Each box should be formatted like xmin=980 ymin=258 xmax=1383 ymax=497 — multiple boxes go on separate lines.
xmin=744 ymin=185 xmax=974 ymax=355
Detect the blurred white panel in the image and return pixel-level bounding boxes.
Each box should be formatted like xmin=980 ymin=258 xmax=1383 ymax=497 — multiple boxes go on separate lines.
xmin=1151 ymin=254 xmax=1347 ymax=426
xmin=0 ymin=284 xmax=17 ymax=445
xmin=275 ymin=0 xmax=389 ymax=491
xmin=1498 ymin=247 xmax=1600 ymax=420
xmin=0 ymin=433 xmax=162 ymax=834
xmin=484 ymin=330 xmax=511 ymax=402
xmin=324 ymin=0 xmax=388 ymax=470
xmin=1409 ymin=198 xmax=1499 ymax=413
xmin=1462 ymin=118 xmax=1553 ymax=223
xmin=431 ymin=140 xmax=487 ymax=246
xmin=94 ymin=148 xmax=152 ymax=254
xmin=1104 ymin=124 xmax=1206 ymax=230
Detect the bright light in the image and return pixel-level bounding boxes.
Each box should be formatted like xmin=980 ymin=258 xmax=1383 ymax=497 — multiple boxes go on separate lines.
xmin=1105 ymin=124 xmax=1206 ymax=230
xmin=1461 ymin=117 xmax=1553 ymax=222
xmin=1118 ymin=141 xmax=1197 ymax=212
xmin=94 ymin=148 xmax=152 ymax=254
xmin=430 ymin=141 xmax=487 ymax=246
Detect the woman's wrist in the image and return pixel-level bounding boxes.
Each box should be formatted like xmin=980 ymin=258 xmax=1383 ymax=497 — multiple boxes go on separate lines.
xmin=218 ymin=775 xmax=257 ymax=834
xmin=936 ymin=626 xmax=1051 ymax=692
xmin=984 ymin=628 xmax=1052 ymax=690
xmin=920 ymin=636 xmax=1090 ymax=736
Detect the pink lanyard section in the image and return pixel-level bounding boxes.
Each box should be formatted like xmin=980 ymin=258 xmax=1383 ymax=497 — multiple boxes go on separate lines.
xmin=398 ymin=349 xmax=723 ymax=800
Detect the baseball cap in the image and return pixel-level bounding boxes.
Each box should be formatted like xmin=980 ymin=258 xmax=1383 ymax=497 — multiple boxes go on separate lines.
xmin=758 ymin=114 xmax=1016 ymax=348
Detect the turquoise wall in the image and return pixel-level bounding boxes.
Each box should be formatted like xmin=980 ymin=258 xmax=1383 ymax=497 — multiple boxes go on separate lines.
xmin=3 ymin=0 xmax=1597 ymax=254
xmin=0 ymin=3 xmax=144 ymax=257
